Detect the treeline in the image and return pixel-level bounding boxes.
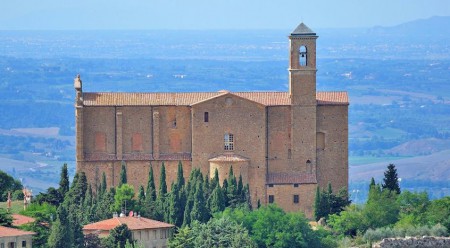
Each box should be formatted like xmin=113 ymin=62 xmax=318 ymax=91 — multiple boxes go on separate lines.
xmin=19 ymin=161 xmax=251 ymax=247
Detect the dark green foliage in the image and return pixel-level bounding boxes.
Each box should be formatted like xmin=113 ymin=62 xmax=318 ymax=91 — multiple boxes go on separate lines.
xmin=0 ymin=170 xmax=23 ymax=201
xmin=99 ymin=172 xmax=107 ymax=196
xmin=119 ymin=161 xmax=127 ymax=187
xmin=220 ymin=205 xmax=324 ymax=248
xmin=424 ymin=196 xmax=450 ymax=231
xmin=59 ymin=163 xmax=70 ymax=197
xmin=83 ymin=233 xmax=102 ymax=248
xmin=0 ymin=207 xmax=13 ymax=226
xmin=114 ymin=184 xmax=135 ymax=214
xmin=146 ymin=164 xmax=157 ymax=202
xmin=208 ymin=184 xmax=225 ymax=214
xmin=382 ymin=164 xmax=401 ymax=194
xmin=34 ymin=187 xmax=63 ymax=206
xmin=190 ymin=181 xmax=209 ymax=223
xmin=170 ymin=217 xmax=256 ymax=248
xmin=95 ymin=188 xmax=116 ymax=221
xmin=159 ymin=162 xmax=167 ymax=196
xmin=313 ymin=183 xmax=350 ymax=221
xmin=176 ymin=161 xmax=185 ymax=187
xmin=48 ymin=205 xmax=73 ymax=248
xmin=108 ymin=224 xmax=133 ymax=248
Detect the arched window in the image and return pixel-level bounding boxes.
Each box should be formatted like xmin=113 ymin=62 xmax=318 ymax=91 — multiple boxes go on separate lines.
xmin=224 ymin=133 xmax=234 ymax=151
xmin=299 ymin=45 xmax=307 ymax=66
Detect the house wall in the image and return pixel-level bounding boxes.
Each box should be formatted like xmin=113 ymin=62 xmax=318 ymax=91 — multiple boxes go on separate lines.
xmin=266 ymin=184 xmax=316 ymax=218
xmin=0 ymin=235 xmax=33 ymax=248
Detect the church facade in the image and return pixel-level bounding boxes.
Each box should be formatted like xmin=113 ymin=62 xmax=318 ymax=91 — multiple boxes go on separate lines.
xmin=74 ymin=23 xmax=348 ymax=218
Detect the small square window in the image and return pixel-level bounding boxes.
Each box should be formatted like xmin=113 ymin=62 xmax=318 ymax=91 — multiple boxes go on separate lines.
xmin=269 ymin=195 xmax=274 ymax=203
xmin=204 ymin=112 xmax=209 ymax=122
xmin=268 ymin=184 xmax=273 ymax=187
xmin=293 ymin=195 xmax=299 ymax=204
xmin=293 ymin=184 xmax=299 ymax=187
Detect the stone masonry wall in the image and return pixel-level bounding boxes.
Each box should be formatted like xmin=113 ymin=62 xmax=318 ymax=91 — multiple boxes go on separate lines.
xmin=316 ymin=105 xmax=348 ymax=191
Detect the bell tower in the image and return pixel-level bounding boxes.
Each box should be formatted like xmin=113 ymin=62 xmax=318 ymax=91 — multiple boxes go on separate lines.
xmin=289 ymin=23 xmax=318 ymax=174
xmin=289 ymin=23 xmax=318 ymax=105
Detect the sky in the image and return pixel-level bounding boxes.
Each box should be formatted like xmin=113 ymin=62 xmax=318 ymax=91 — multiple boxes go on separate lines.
xmin=1 ymin=0 xmax=449 ymax=30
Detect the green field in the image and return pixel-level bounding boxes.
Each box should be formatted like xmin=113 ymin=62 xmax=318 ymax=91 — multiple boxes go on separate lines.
xmin=0 ymin=200 xmax=24 ymax=214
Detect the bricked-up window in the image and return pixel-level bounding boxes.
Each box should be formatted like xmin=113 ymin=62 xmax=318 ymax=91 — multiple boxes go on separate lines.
xmin=288 ymin=149 xmax=292 ymax=159
xmin=132 ymin=133 xmax=143 ymax=151
xmin=269 ymin=195 xmax=274 ymax=203
xmin=294 ymin=184 xmax=299 ymax=187
xmin=268 ymin=184 xmax=274 ymax=187
xmin=204 ymin=112 xmax=209 ymax=122
xmin=293 ymin=195 xmax=299 ymax=204
xmin=94 ymin=132 xmax=106 ymax=152
xmin=224 ymin=133 xmax=234 ymax=151
xmin=299 ymin=45 xmax=307 ymax=66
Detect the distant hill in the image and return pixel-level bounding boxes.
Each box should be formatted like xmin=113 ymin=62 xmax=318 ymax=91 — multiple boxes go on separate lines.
xmin=368 ymin=16 xmax=450 ymax=37
xmin=350 ymin=149 xmax=450 ymax=182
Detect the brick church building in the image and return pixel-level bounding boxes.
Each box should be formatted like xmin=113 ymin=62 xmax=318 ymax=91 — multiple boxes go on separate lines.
xmin=74 ymin=23 xmax=349 ymax=218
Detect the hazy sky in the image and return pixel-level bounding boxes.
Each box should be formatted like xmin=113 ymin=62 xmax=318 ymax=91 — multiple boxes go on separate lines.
xmin=1 ymin=0 xmax=449 ymax=30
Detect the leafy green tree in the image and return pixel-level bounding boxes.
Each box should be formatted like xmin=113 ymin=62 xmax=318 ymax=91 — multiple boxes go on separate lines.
xmin=327 ymin=204 xmax=366 ymax=236
xmin=382 ymin=164 xmax=401 ymax=194
xmin=395 ymin=190 xmax=429 ymax=228
xmin=48 ymin=205 xmax=73 ymax=248
xmin=83 ymin=233 xmax=102 ymax=248
xmin=363 ymin=180 xmax=399 ymax=229
xmin=0 ymin=207 xmax=12 ymax=226
xmin=108 ymin=224 xmax=133 ymax=248
xmin=34 ymin=187 xmax=62 ymax=206
xmin=119 ymin=161 xmax=127 ymax=187
xmin=0 ymin=170 xmax=23 ymax=201
xmin=220 ymin=204 xmax=323 ymax=248
xmin=59 ymin=163 xmax=70 ymax=197
xmin=114 ymin=184 xmax=135 ymax=213
xmin=169 ymin=226 xmax=194 ymax=248
xmin=425 ymin=196 xmax=450 ymax=231
xmin=20 ymin=220 xmax=50 ymax=248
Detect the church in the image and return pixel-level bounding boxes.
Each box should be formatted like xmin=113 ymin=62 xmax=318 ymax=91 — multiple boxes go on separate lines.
xmin=74 ymin=23 xmax=348 ymax=218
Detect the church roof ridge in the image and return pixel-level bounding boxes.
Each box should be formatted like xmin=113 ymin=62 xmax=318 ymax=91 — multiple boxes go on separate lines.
xmin=82 ymin=91 xmax=348 ymax=106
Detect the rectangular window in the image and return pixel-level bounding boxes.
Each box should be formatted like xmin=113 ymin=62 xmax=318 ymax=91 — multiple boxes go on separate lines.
xmin=269 ymin=195 xmax=274 ymax=203
xmin=21 ymin=241 xmax=26 ymax=248
xmin=293 ymin=195 xmax=299 ymax=204
xmin=1 ymin=243 xmax=4 ymax=248
xmin=224 ymin=133 xmax=234 ymax=151
xmin=204 ymin=112 xmax=209 ymax=122
xmin=268 ymin=184 xmax=273 ymax=187
xmin=293 ymin=184 xmax=299 ymax=187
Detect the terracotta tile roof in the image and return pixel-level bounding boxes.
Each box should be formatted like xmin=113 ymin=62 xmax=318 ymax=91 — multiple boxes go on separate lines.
xmin=208 ymin=153 xmax=250 ymax=162
xmin=267 ymin=172 xmax=317 ymax=184
xmin=82 ymin=91 xmax=348 ymax=107
xmin=316 ymin=91 xmax=349 ymax=105
xmin=83 ymin=216 xmax=174 ymax=232
xmin=0 ymin=226 xmax=35 ymax=237
xmin=12 ymin=214 xmax=35 ymax=226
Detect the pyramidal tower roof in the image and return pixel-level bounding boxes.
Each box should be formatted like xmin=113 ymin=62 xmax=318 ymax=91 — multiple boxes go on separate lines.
xmin=291 ymin=23 xmax=316 ymax=36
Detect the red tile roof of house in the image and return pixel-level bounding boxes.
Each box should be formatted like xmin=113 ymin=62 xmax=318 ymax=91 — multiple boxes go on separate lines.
xmin=267 ymin=172 xmax=317 ymax=184
xmin=12 ymin=214 xmax=36 ymax=226
xmin=83 ymin=216 xmax=174 ymax=232
xmin=82 ymin=91 xmax=348 ymax=106
xmin=0 ymin=226 xmax=35 ymax=237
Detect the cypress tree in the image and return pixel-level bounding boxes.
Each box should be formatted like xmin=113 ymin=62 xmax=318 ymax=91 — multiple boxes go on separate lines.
xmin=210 ymin=168 xmax=219 ymax=191
xmin=176 ymin=161 xmax=185 ymax=187
xmin=119 ymin=161 xmax=127 ymax=187
xmin=209 ymin=184 xmax=225 ymax=214
xmin=314 ymin=186 xmax=321 ymax=221
xmin=222 ymin=179 xmax=229 ymax=207
xmin=190 ymin=181 xmax=209 ymax=223
xmin=100 ymin=172 xmax=107 ymax=196
xmin=48 ymin=205 xmax=73 ymax=248
xmin=159 ymin=162 xmax=167 ymax=197
xmin=83 ymin=184 xmax=93 ymax=223
xmin=146 ymin=164 xmax=157 ymax=201
xmin=59 ymin=163 xmax=70 ymax=198
xmin=237 ymin=174 xmax=244 ymax=200
xmin=382 ymin=164 xmax=401 ymax=194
